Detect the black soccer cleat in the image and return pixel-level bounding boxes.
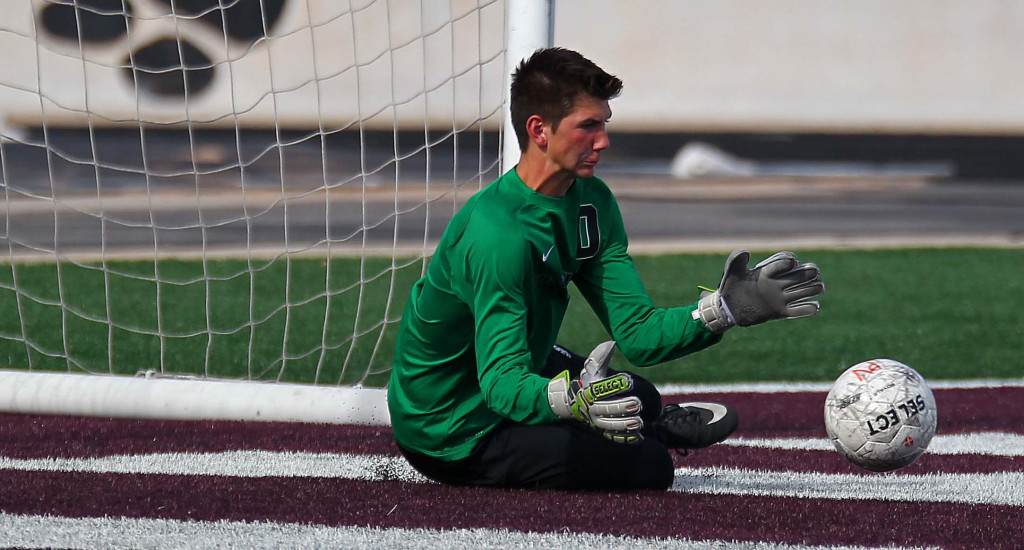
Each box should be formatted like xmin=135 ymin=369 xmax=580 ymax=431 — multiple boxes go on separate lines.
xmin=652 ymin=402 xmax=739 ymax=450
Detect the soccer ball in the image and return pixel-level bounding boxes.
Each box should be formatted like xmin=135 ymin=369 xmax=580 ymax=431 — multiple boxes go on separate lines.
xmin=824 ymin=359 xmax=937 ymax=472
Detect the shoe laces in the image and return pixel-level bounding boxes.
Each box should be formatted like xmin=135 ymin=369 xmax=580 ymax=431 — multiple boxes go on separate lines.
xmin=662 ymin=404 xmax=703 ymax=430
xmin=658 ymin=405 xmax=710 ymax=454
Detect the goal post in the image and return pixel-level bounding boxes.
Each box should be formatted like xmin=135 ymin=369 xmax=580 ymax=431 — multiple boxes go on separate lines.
xmin=0 ymin=0 xmax=553 ymax=424
xmin=502 ymin=0 xmax=553 ymax=172
xmin=0 ymin=368 xmax=391 ymax=424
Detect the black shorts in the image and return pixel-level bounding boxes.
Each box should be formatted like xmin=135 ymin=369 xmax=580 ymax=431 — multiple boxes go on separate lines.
xmin=398 ymin=345 xmax=674 ymax=491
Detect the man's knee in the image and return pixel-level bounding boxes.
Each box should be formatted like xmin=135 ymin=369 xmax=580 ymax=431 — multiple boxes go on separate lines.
xmin=615 ymin=440 xmax=674 ymax=490
xmin=647 ymin=443 xmax=675 ymax=489
xmin=569 ymin=431 xmax=675 ymax=491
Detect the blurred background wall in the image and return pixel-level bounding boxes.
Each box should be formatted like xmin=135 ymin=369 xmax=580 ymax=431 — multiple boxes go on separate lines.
xmin=3 ymin=0 xmax=1023 ymax=176
xmin=556 ymin=0 xmax=1024 ymax=135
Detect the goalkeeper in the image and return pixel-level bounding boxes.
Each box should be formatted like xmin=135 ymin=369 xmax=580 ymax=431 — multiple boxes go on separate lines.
xmin=387 ymin=47 xmax=824 ymax=490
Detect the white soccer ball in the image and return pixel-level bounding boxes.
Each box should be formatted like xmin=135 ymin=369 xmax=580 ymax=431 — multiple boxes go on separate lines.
xmin=824 ymin=359 xmax=937 ymax=472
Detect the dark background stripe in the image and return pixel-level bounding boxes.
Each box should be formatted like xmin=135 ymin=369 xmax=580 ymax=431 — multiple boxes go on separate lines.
xmin=665 ymin=386 xmax=1024 ymax=437
xmin=676 ymin=444 xmax=1022 ymax=475
xmin=0 ymin=470 xmax=1017 ymax=549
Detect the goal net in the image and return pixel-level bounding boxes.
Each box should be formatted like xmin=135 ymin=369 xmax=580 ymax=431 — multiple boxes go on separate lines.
xmin=0 ymin=0 xmax=519 ymax=418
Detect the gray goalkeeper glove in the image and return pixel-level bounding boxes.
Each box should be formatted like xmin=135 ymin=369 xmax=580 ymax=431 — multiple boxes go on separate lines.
xmin=693 ymin=250 xmax=824 ymax=334
xmin=546 ymin=340 xmax=643 ymax=444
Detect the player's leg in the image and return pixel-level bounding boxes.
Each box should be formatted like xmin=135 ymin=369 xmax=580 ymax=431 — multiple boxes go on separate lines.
xmin=547 ymin=344 xmax=739 ymax=451
xmin=399 ymin=344 xmax=673 ymax=491
xmin=399 ymin=419 xmax=675 ymax=490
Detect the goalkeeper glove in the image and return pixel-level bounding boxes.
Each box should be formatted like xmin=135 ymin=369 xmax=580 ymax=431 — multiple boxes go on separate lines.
xmin=693 ymin=250 xmax=824 ymax=334
xmin=546 ymin=341 xmax=643 ymax=444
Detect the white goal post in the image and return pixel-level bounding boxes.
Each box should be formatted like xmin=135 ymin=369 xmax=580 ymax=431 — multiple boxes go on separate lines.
xmin=0 ymin=0 xmax=551 ymax=424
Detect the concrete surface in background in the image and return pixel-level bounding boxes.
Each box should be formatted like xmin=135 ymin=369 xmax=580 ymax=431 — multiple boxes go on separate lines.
xmin=2 ymin=175 xmax=1022 ymax=261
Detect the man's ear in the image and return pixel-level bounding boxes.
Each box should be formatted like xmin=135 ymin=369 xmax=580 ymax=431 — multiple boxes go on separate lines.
xmin=525 ymin=115 xmax=547 ymax=148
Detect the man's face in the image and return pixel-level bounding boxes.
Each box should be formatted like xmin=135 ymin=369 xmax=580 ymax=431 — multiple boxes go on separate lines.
xmin=544 ymin=94 xmax=611 ymax=179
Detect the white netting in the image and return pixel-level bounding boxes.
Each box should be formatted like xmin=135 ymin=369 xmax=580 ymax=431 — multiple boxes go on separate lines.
xmin=0 ymin=0 xmax=506 ymax=386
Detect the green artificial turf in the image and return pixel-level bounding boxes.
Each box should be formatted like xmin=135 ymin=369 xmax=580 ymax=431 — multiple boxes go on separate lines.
xmin=0 ymin=256 xmax=426 ymax=387
xmin=0 ymin=248 xmax=1020 ymax=386
xmin=568 ymin=248 xmax=1024 ymax=384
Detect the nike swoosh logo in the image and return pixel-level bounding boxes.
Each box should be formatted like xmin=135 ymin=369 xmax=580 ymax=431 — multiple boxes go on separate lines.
xmin=542 ymin=245 xmax=555 ymax=262
xmin=702 ymin=403 xmax=730 ymax=424
xmin=680 ymin=402 xmax=730 ymax=424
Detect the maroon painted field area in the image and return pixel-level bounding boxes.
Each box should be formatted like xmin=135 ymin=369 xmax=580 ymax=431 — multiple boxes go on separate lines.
xmin=1 ymin=385 xmax=1021 ymax=548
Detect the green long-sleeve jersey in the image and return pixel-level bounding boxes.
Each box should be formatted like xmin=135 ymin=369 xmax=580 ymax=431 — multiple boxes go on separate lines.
xmin=387 ymin=169 xmax=721 ymax=460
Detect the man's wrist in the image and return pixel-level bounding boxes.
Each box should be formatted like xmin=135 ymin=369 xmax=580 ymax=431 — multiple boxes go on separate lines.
xmin=546 ymin=370 xmax=573 ymax=419
xmin=692 ymin=291 xmax=735 ymax=334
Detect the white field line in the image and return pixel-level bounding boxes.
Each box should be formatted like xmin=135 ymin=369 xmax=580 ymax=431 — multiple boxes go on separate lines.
xmin=0 ymin=433 xmax=1013 ymax=480
xmin=0 ymin=450 xmax=428 ymax=483
xmin=2 ymin=431 xmax=1023 ymax=507
xmin=657 ymin=378 xmax=1024 ymax=395
xmin=672 ymin=467 xmax=1024 ymax=507
xmin=724 ymin=432 xmax=1024 ymax=457
xmin=0 ymin=513 xmax=933 ymax=550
